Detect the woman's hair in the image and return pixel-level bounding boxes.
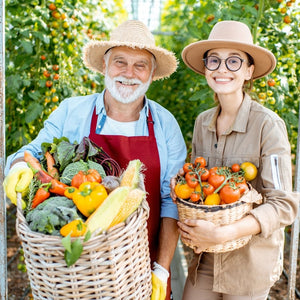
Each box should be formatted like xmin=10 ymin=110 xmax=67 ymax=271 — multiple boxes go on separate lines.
xmin=203 ymin=51 xmax=254 ymax=102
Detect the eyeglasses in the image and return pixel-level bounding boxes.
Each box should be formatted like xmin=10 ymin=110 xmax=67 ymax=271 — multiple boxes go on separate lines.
xmin=203 ymin=56 xmax=245 ymax=72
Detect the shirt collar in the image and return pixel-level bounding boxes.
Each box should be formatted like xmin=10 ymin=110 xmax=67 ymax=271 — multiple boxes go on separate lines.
xmin=207 ymin=93 xmax=252 ymax=134
xmin=95 ymin=89 xmax=149 ymax=117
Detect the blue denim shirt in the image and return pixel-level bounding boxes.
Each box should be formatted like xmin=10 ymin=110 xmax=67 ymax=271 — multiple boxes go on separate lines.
xmin=6 ymin=91 xmax=187 ymax=219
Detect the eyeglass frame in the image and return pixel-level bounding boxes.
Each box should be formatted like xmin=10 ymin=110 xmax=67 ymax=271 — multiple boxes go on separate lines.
xmin=202 ymin=55 xmax=246 ymax=72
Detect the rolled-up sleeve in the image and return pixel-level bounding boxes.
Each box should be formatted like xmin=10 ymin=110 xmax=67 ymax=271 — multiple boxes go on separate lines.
xmin=250 ymin=116 xmax=299 ymax=238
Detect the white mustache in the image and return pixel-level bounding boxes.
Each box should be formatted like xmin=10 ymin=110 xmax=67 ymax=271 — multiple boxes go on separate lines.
xmin=113 ymin=76 xmax=142 ymax=86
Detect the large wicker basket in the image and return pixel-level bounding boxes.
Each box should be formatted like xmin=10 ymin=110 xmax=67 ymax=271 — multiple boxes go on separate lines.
xmin=16 ymin=194 xmax=152 ymax=300
xmin=177 ymin=185 xmax=262 ymax=253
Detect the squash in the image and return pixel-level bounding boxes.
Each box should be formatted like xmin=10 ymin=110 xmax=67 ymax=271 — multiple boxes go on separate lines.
xmin=109 ymin=188 xmax=146 ymax=228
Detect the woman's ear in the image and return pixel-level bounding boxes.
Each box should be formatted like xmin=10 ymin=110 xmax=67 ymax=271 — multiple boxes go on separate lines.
xmin=245 ymin=64 xmax=255 ymax=80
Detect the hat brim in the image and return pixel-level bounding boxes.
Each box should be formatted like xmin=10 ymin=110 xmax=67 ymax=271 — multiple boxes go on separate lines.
xmin=83 ymin=40 xmax=178 ymax=81
xmin=182 ymin=40 xmax=276 ymax=80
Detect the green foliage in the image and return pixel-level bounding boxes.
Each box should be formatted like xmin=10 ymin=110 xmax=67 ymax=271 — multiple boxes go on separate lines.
xmin=5 ymin=0 xmax=127 ymax=155
xmin=147 ymin=0 xmax=299 ymax=158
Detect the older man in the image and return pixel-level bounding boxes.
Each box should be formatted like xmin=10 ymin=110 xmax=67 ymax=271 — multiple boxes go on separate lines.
xmin=4 ymin=20 xmax=187 ymax=299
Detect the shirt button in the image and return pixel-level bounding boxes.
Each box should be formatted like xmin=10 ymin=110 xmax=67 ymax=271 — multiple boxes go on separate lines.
xmin=214 ymin=143 xmax=217 ymax=148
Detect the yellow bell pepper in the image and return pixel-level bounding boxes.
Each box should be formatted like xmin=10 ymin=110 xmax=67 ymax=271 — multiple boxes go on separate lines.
xmin=72 ymin=181 xmax=108 ymax=217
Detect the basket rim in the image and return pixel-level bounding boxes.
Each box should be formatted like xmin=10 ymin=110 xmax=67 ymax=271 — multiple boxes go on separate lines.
xmin=176 ymin=196 xmax=247 ymax=212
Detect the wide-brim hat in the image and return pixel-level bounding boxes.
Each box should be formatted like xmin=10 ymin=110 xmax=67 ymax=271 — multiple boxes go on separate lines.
xmin=83 ymin=20 xmax=178 ymax=81
xmin=182 ymin=20 xmax=276 ymax=80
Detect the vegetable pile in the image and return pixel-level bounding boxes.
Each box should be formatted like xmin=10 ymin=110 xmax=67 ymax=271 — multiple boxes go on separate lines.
xmin=174 ymin=157 xmax=258 ymax=205
xmin=19 ymin=137 xmax=146 ymax=266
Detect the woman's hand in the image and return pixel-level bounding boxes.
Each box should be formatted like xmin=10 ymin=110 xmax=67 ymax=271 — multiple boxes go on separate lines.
xmin=178 ymin=219 xmax=224 ymax=254
xmin=170 ymin=168 xmax=184 ymax=203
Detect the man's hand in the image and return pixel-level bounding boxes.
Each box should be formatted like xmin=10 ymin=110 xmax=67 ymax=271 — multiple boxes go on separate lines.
xmin=3 ymin=161 xmax=33 ymax=208
xmin=151 ymin=262 xmax=169 ymax=300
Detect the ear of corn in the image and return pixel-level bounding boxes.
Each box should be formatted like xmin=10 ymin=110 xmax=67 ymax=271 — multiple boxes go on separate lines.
xmin=109 ymin=188 xmax=146 ymax=228
xmin=120 ymin=159 xmax=142 ymax=188
xmin=85 ymin=186 xmax=130 ymax=234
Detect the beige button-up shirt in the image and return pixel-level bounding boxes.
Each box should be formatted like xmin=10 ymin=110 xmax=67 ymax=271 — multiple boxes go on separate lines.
xmin=188 ymin=94 xmax=299 ymax=295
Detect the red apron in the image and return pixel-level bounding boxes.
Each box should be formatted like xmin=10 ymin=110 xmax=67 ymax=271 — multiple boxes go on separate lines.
xmin=89 ymin=108 xmax=171 ymax=299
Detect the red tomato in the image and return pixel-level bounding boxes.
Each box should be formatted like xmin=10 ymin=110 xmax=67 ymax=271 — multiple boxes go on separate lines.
xmin=183 ymin=162 xmax=193 ymax=174
xmin=190 ymin=192 xmax=201 ymax=202
xmin=202 ymin=182 xmax=215 ymax=196
xmin=200 ymin=168 xmax=210 ymax=181
xmin=186 ymin=177 xmax=199 ymax=188
xmin=194 ymin=156 xmax=206 ymax=168
xmin=236 ymin=182 xmax=249 ymax=195
xmin=185 ymin=172 xmax=197 ymax=181
xmin=208 ymin=173 xmax=226 ymax=189
xmin=219 ymin=184 xmax=241 ymax=204
xmin=231 ymin=163 xmax=241 ymax=173
xmin=209 ymin=166 xmax=218 ymax=176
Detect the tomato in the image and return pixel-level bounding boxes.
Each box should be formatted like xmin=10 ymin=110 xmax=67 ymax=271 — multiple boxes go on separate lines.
xmin=183 ymin=162 xmax=193 ymax=174
xmin=49 ymin=3 xmax=57 ymax=11
xmin=202 ymin=182 xmax=215 ymax=196
xmin=52 ymin=64 xmax=59 ymax=71
xmin=53 ymin=73 xmax=60 ymax=80
xmin=200 ymin=168 xmax=210 ymax=181
xmin=236 ymin=182 xmax=249 ymax=195
xmin=174 ymin=183 xmax=194 ymax=199
xmin=46 ymin=80 xmax=53 ymax=88
xmin=240 ymin=162 xmax=257 ymax=181
xmin=43 ymin=70 xmax=51 ymax=78
xmin=204 ymin=193 xmax=221 ymax=205
xmin=219 ymin=184 xmax=241 ymax=204
xmin=185 ymin=171 xmax=197 ymax=181
xmin=267 ymin=78 xmax=276 ymax=87
xmin=194 ymin=156 xmax=206 ymax=168
xmin=71 ymin=169 xmax=102 ymax=188
xmin=190 ymin=192 xmax=201 ymax=202
xmin=41 ymin=55 xmax=46 ymax=60
xmin=208 ymin=173 xmax=226 ymax=189
xmin=186 ymin=176 xmax=199 ymax=188
xmin=209 ymin=166 xmax=218 ymax=176
xmin=231 ymin=163 xmax=240 ymax=172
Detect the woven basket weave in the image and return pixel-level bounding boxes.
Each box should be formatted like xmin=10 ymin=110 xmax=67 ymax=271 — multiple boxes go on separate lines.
xmin=177 ymin=185 xmax=262 ymax=253
xmin=16 ymin=194 xmax=152 ymax=300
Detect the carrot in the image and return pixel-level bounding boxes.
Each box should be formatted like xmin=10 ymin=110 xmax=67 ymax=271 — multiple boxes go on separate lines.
xmin=49 ymin=179 xmax=69 ymax=196
xmin=24 ymin=151 xmax=53 ymax=183
xmin=24 ymin=151 xmax=43 ymax=172
xmin=32 ymin=185 xmax=51 ymax=208
xmin=45 ymin=151 xmax=59 ymax=179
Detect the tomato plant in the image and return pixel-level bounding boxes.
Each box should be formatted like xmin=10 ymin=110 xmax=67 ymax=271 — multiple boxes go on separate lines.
xmin=5 ymin=0 xmax=128 ymax=156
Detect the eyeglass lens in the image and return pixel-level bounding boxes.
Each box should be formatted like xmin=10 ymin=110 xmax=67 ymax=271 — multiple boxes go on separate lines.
xmin=204 ymin=56 xmax=244 ymax=72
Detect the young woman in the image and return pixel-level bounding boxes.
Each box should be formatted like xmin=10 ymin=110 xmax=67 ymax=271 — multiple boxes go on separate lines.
xmin=172 ymin=20 xmax=299 ymax=300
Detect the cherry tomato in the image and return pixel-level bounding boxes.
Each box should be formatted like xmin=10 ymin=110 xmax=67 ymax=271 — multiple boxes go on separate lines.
xmin=194 ymin=156 xmax=206 ymax=168
xmin=185 ymin=172 xmax=197 ymax=182
xmin=186 ymin=177 xmax=199 ymax=188
xmin=209 ymin=166 xmax=218 ymax=176
xmin=200 ymin=168 xmax=210 ymax=181
xmin=219 ymin=184 xmax=241 ymax=204
xmin=231 ymin=163 xmax=241 ymax=172
xmin=183 ymin=162 xmax=193 ymax=174
xmin=240 ymin=162 xmax=258 ymax=181
xmin=202 ymin=182 xmax=215 ymax=196
xmin=236 ymin=182 xmax=249 ymax=195
xmin=190 ymin=192 xmax=201 ymax=202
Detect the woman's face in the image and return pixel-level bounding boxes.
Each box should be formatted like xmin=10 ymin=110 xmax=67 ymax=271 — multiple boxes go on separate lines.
xmin=204 ymin=48 xmax=254 ymax=97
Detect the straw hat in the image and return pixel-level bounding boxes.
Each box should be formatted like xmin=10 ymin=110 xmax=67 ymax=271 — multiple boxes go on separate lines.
xmin=83 ymin=20 xmax=178 ymax=80
xmin=182 ymin=20 xmax=276 ymax=80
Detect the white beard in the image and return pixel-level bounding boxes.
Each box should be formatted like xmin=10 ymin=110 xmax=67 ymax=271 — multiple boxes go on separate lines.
xmin=105 ymin=72 xmax=152 ymax=104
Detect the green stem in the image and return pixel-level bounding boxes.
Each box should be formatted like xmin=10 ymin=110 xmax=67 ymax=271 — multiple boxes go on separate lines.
xmin=253 ymin=0 xmax=265 ymax=44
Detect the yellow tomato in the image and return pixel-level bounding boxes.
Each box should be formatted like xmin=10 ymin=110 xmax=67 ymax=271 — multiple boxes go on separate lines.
xmin=240 ymin=162 xmax=258 ymax=181
xmin=204 ymin=193 xmax=221 ymax=205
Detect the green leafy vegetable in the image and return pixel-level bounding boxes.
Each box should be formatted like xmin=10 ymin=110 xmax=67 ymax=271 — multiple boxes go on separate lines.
xmin=26 ymin=196 xmax=81 ymax=235
xmin=63 ymin=238 xmax=83 ymax=267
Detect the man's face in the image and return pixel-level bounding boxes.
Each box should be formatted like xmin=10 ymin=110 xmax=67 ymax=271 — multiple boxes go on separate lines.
xmin=103 ymin=46 xmax=155 ymax=104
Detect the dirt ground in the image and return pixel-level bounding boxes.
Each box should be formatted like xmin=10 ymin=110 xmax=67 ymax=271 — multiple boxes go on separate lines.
xmin=6 ymin=204 xmax=300 ymax=300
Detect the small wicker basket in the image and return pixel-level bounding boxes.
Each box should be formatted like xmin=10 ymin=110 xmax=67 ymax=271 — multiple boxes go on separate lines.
xmin=176 ymin=185 xmax=262 ymax=253
xmin=16 ymin=194 xmax=152 ymax=300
